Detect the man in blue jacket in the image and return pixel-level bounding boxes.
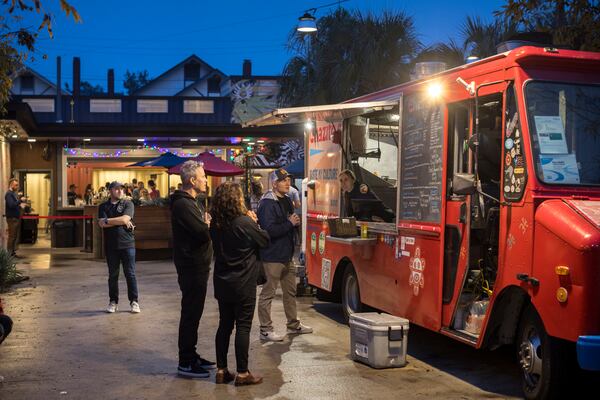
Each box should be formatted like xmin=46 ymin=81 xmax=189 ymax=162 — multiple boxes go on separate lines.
xmin=257 ymin=168 xmax=313 ymax=341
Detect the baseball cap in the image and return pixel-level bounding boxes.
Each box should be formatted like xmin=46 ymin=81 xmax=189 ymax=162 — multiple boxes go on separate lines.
xmin=108 ymin=181 xmax=124 ymax=190
xmin=269 ymin=168 xmax=290 ymax=185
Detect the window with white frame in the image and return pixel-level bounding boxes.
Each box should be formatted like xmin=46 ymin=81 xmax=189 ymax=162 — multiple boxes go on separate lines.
xmin=137 ymin=99 xmax=168 ymax=113
xmin=183 ymin=100 xmax=214 ymax=114
xmin=90 ymin=99 xmax=122 ymax=113
xmin=22 ymin=98 xmax=55 ymax=112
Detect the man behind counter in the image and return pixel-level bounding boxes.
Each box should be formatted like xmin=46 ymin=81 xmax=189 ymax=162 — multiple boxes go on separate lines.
xmin=338 ymin=169 xmax=394 ymax=222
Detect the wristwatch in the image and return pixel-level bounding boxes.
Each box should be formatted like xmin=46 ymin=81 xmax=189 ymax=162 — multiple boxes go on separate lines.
xmin=104 ymin=217 xmax=109 ymax=225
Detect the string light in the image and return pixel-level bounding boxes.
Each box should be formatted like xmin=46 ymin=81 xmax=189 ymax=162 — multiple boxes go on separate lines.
xmin=63 ymin=144 xmax=200 ymax=158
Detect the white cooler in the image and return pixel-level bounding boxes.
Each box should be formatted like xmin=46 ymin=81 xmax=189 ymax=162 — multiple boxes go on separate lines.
xmin=349 ymin=312 xmax=410 ymax=369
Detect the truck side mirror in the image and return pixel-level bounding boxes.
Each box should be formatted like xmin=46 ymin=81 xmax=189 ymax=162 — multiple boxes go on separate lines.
xmin=452 ymin=173 xmax=477 ymax=195
xmin=467 ymin=134 xmax=479 ymax=152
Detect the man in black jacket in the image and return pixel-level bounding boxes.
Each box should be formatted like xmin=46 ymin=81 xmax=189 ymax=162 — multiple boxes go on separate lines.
xmin=257 ymin=168 xmax=313 ymax=342
xmin=170 ymin=160 xmax=215 ymax=378
xmin=5 ymin=179 xmax=26 ymax=257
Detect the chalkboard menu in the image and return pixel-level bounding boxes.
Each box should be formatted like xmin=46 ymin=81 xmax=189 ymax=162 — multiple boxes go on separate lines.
xmin=399 ymin=94 xmax=444 ymax=222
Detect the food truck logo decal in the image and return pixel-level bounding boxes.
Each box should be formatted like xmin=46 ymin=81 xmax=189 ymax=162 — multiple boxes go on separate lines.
xmin=409 ymin=247 xmax=426 ymax=296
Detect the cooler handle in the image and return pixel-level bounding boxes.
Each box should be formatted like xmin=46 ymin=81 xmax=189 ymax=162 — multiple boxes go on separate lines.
xmin=388 ymin=326 xmax=404 ymax=341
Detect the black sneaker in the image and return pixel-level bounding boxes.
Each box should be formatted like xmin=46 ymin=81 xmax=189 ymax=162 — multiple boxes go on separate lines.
xmin=177 ymin=363 xmax=210 ymax=378
xmin=195 ymin=354 xmax=216 ymax=370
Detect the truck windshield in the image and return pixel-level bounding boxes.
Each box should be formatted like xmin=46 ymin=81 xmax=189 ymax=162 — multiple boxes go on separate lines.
xmin=526 ymin=81 xmax=600 ymax=185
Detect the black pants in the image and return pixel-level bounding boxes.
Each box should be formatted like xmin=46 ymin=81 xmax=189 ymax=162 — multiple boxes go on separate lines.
xmin=176 ymin=265 xmax=210 ymax=366
xmin=215 ymin=296 xmax=256 ymax=373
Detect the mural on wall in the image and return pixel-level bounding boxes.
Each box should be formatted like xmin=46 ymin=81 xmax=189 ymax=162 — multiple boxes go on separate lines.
xmin=234 ymin=139 xmax=304 ymax=168
xmin=231 ymin=79 xmax=279 ymax=124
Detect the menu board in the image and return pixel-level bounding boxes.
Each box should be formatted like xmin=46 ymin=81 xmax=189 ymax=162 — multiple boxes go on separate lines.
xmin=399 ymin=94 xmax=444 ymax=222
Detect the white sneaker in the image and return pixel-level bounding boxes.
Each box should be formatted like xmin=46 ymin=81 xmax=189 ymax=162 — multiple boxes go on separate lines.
xmin=287 ymin=323 xmax=313 ymax=335
xmin=259 ymin=331 xmax=284 ymax=342
xmin=130 ymin=301 xmax=141 ymax=313
xmin=106 ymin=301 xmax=118 ymax=313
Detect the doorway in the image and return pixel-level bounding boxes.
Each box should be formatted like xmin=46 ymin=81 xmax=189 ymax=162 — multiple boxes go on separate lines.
xmin=18 ymin=170 xmax=53 ymax=246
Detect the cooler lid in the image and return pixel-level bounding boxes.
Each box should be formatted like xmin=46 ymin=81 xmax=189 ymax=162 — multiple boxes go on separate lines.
xmin=350 ymin=312 xmax=409 ymax=327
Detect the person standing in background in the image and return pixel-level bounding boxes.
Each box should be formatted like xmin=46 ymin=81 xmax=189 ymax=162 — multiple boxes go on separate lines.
xmin=4 ymin=179 xmax=26 ymax=258
xmin=67 ymin=184 xmax=78 ymax=206
xmin=148 ymin=180 xmax=160 ymax=200
xmin=98 ymin=181 xmax=140 ymax=314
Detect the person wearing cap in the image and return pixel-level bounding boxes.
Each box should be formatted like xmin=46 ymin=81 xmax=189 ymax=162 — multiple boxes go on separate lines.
xmin=98 ymin=181 xmax=140 ymax=314
xmin=257 ymin=168 xmax=313 ymax=342
xmin=339 ymin=169 xmax=395 ymax=222
xmin=67 ymin=184 xmax=78 ymax=206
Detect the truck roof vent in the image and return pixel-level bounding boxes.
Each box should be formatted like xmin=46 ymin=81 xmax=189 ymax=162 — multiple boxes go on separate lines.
xmin=496 ymin=32 xmax=554 ymax=53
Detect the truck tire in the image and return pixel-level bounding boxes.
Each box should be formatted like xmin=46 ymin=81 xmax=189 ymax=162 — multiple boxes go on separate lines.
xmin=516 ymin=304 xmax=571 ymax=400
xmin=342 ymin=265 xmax=363 ymax=324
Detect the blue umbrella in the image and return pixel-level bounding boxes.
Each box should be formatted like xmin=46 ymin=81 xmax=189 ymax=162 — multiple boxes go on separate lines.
xmin=127 ymin=152 xmax=187 ymax=168
xmin=283 ymin=158 xmax=304 ymax=177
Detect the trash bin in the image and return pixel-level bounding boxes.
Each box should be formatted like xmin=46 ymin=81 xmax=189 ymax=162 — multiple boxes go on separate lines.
xmin=349 ymin=312 xmax=410 ymax=369
xmin=51 ymin=220 xmax=75 ymax=248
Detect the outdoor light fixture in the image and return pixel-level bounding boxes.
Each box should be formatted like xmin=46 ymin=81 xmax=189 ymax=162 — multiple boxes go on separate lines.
xmin=390 ymin=114 xmax=400 ymax=122
xmin=83 ymin=138 xmax=91 ymax=142
xmin=11 ymin=134 xmax=17 ymax=139
xmin=466 ymin=55 xmax=479 ymax=64
xmin=297 ymin=9 xmax=317 ymax=33
xmin=248 ymin=142 xmax=256 ymax=145
xmin=427 ymin=82 xmax=443 ymax=98
xmin=137 ymin=138 xmax=145 ymax=142
xmin=190 ymin=138 xmax=198 ymax=142
xmin=257 ymin=139 xmax=265 ymax=143
xmin=242 ymin=138 xmax=251 ymax=142
xmin=305 ymin=121 xmax=314 ymax=130
xmin=27 ymin=138 xmax=36 ymax=142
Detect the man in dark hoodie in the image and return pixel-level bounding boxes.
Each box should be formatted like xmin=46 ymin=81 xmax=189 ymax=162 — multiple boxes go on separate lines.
xmin=257 ymin=168 xmax=313 ymax=342
xmin=170 ymin=160 xmax=216 ymax=378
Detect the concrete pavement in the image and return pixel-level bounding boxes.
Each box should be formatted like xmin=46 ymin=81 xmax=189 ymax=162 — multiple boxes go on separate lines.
xmin=0 ymin=239 xmax=523 ymax=400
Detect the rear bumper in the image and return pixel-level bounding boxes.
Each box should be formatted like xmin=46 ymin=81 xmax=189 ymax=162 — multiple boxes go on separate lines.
xmin=577 ymin=336 xmax=600 ymax=371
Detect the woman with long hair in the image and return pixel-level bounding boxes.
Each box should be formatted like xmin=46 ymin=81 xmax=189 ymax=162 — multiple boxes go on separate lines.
xmin=210 ymin=181 xmax=269 ymax=386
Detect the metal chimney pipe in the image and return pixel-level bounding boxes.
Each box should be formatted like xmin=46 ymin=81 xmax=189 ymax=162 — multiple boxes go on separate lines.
xmin=56 ymin=56 xmax=63 ymax=123
xmin=73 ymin=57 xmax=80 ymax=97
xmin=107 ymin=69 xmax=114 ymax=96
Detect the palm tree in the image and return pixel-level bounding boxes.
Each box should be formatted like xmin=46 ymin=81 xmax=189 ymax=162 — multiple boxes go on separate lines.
xmin=461 ymin=16 xmax=518 ymax=59
xmin=279 ymin=8 xmax=420 ymax=107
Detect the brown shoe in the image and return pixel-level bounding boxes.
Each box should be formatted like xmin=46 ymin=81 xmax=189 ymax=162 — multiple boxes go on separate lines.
xmin=234 ymin=371 xmax=263 ymax=386
xmin=215 ymin=369 xmax=235 ymax=384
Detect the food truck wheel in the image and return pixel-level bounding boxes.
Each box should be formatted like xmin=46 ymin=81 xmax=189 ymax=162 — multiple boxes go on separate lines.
xmin=517 ymin=304 xmax=570 ymax=400
xmin=342 ymin=265 xmax=363 ymax=323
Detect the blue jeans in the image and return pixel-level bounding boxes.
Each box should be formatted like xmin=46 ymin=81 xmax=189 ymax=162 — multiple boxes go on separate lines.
xmin=106 ymin=248 xmax=138 ymax=304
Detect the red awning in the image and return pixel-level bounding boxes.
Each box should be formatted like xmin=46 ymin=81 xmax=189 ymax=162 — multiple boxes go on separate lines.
xmin=168 ymin=152 xmax=244 ymax=177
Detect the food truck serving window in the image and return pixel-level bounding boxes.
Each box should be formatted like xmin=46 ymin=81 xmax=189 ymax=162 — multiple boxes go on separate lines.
xmin=399 ymin=93 xmax=444 ymax=222
xmin=526 ymin=82 xmax=600 ymax=186
xmin=342 ymin=109 xmax=399 ymax=223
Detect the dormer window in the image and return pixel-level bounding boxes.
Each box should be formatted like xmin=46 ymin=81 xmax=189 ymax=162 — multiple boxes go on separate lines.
xmin=21 ymin=74 xmax=34 ymax=94
xmin=207 ymin=76 xmax=221 ymax=96
xmin=184 ymin=61 xmax=201 ymax=82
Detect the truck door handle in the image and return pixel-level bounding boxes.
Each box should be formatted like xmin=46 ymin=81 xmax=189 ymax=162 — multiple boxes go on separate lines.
xmin=459 ymin=202 xmax=467 ymax=224
xmin=517 ymin=273 xmax=539 ymax=287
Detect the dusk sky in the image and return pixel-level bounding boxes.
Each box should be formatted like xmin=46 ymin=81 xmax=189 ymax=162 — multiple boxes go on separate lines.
xmin=22 ymin=0 xmax=505 ymax=92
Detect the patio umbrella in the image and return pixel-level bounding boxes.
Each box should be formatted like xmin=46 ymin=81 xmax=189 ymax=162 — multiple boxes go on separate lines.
xmin=168 ymin=152 xmax=244 ymax=177
xmin=283 ymin=158 xmax=304 ymax=177
xmin=127 ymin=151 xmax=188 ymax=168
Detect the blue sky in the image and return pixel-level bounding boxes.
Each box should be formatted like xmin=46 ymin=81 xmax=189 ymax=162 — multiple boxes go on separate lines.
xmin=20 ymin=0 xmax=505 ymax=92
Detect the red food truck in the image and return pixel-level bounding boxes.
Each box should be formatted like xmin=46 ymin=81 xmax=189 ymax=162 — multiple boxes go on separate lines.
xmin=246 ymin=44 xmax=600 ymax=399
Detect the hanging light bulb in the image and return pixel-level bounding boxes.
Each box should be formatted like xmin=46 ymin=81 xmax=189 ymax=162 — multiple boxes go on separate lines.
xmin=297 ymin=10 xmax=317 ymax=33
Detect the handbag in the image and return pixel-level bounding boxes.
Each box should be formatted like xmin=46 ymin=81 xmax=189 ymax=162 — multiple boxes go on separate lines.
xmin=256 ymin=259 xmax=267 ymax=286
